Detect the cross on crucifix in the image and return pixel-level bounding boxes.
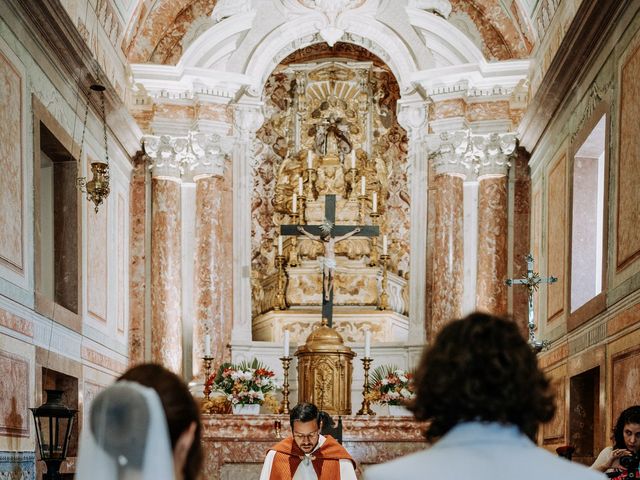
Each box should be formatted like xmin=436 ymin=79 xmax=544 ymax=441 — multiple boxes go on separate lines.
xmin=280 ymin=194 xmax=379 ymax=327
xmin=505 ymin=254 xmax=558 ymax=352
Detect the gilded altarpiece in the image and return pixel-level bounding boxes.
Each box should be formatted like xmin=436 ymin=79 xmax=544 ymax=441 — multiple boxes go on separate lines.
xmin=251 ymin=60 xmax=410 ymax=344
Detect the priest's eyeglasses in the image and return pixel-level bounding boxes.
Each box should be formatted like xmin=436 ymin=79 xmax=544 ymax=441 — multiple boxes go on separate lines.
xmin=293 ymin=429 xmax=320 ymax=442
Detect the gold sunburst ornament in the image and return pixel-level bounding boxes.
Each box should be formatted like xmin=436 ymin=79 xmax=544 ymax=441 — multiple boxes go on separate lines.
xmin=76 ymin=83 xmax=110 ymax=213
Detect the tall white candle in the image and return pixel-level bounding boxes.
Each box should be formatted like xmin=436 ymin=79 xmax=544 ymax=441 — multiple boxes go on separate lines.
xmin=361 ymin=176 xmax=366 ymax=195
xmin=292 ymin=193 xmax=297 ymax=213
xmin=298 ymin=176 xmax=303 ymax=196
xmin=383 ymin=234 xmax=388 ymax=254
xmin=307 ymin=150 xmax=313 ymax=169
xmin=364 ymin=330 xmax=371 ymax=358
xmin=284 ymin=330 xmax=290 ymax=357
xmin=372 ymin=192 xmax=377 ymax=213
xmin=278 ymin=236 xmax=283 ymax=255
xmin=351 ymin=149 xmax=356 ymax=169
xmin=204 ymin=334 xmax=211 ymax=357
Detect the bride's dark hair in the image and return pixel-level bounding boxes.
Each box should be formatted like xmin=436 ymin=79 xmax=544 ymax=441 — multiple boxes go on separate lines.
xmin=119 ymin=364 xmax=203 ymax=480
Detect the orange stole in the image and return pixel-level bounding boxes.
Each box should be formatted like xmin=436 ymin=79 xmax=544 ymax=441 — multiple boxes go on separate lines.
xmin=268 ymin=435 xmax=355 ymax=480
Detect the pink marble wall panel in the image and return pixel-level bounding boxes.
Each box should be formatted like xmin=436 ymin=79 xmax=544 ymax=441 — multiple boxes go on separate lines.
xmin=0 ymin=50 xmax=23 ymax=273
xmin=197 ymin=104 xmax=233 ymax=124
xmin=151 ymin=178 xmax=182 ymax=373
xmin=607 ymin=303 xmax=640 ymax=336
xmin=430 ymin=174 xmax=464 ymax=336
xmin=129 ymin=159 xmax=146 ymax=364
xmin=0 ymin=351 xmax=29 ymax=436
xmin=193 ymin=175 xmax=224 ymax=377
xmin=467 ymin=101 xmax=510 ymax=123
xmin=201 ymin=415 xmax=426 ymax=480
xmin=617 ymin=43 xmax=640 ymax=271
xmin=542 ymin=374 xmax=566 ymax=444
xmin=547 ymin=155 xmax=566 ymax=321
xmin=82 ymin=346 xmax=127 ymax=374
xmin=0 ymin=308 xmax=33 ymax=337
xmin=532 ymin=185 xmax=542 ymax=328
xmin=431 ymin=99 xmax=465 ymax=120
xmin=117 ymin=193 xmax=125 ymax=334
xmin=612 ymin=347 xmax=640 ymax=426
xmin=87 ymin=178 xmax=108 ymax=323
xmin=512 ymin=152 xmax=531 ymax=334
xmin=154 ymin=103 xmax=195 ymax=122
xmin=476 ymin=176 xmax=508 ymax=315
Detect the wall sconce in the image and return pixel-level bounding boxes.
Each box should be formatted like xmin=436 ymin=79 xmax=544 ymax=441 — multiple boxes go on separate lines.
xmin=30 ymin=389 xmax=77 ymax=480
xmin=76 ymin=83 xmax=110 ymax=213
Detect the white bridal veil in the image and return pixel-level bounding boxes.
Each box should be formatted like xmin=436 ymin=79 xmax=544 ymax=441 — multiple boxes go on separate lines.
xmin=76 ymin=381 xmax=175 ymax=480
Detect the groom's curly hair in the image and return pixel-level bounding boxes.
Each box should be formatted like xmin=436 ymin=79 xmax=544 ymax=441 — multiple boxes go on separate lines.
xmin=408 ymin=312 xmax=556 ymax=442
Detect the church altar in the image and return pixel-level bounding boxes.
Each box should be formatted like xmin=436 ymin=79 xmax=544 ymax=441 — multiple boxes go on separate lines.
xmin=201 ymin=414 xmax=426 ymax=479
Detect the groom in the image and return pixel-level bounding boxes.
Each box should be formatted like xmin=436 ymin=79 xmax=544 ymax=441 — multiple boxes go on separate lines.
xmin=259 ymin=403 xmax=357 ymax=480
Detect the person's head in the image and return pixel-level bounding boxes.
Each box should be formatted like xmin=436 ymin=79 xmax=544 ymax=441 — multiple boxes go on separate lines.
xmin=409 ymin=312 xmax=555 ymax=442
xmin=613 ymin=406 xmax=640 ymax=453
xmin=119 ymin=364 xmax=202 ymax=480
xmin=290 ymin=403 xmax=322 ymax=453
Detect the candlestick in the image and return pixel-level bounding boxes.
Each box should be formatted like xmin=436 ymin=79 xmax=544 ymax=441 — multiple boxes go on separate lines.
xmin=202 ymin=354 xmax=214 ymax=401
xmin=280 ymin=356 xmax=292 ymax=414
xmin=379 ymin=254 xmax=390 ymax=310
xmin=360 ymin=176 xmax=366 ymax=196
xmin=372 ymin=192 xmax=377 ymax=213
xmin=204 ymin=334 xmax=211 ymax=357
xmin=275 ymin=254 xmax=287 ymax=310
xmin=383 ymin=235 xmax=388 ymax=255
xmin=298 ymin=176 xmax=303 ymax=196
xmin=364 ymin=330 xmax=371 ymax=358
xmin=351 ymin=149 xmax=356 ymax=169
xmin=278 ymin=235 xmax=283 ymax=255
xmin=292 ymin=193 xmax=297 ymax=213
xmin=307 ymin=150 xmax=313 ymax=169
xmin=357 ymin=357 xmax=376 ymax=416
xmin=283 ymin=329 xmax=290 ymax=357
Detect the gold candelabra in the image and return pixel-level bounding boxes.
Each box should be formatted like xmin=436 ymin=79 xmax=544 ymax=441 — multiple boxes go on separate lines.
xmin=280 ymin=356 xmax=292 ymax=414
xmin=202 ymin=355 xmax=214 ymax=401
xmin=275 ymin=254 xmax=287 ymax=310
xmin=358 ymin=194 xmax=367 ymax=223
xmin=369 ymin=212 xmax=380 ymax=267
xmin=305 ymin=168 xmax=316 ymax=200
xmin=379 ymin=254 xmax=390 ymax=310
xmin=357 ymin=357 xmax=376 ymax=416
xmin=349 ymin=167 xmax=358 ymax=200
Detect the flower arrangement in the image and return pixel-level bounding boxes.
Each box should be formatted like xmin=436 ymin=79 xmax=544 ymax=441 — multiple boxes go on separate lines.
xmin=210 ymin=358 xmax=279 ymax=406
xmin=368 ymin=365 xmax=415 ymax=406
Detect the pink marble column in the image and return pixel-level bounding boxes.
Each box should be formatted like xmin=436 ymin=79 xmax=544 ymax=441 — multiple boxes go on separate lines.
xmin=151 ymin=176 xmax=182 ymax=373
xmin=431 ymin=172 xmax=464 ymax=336
xmin=128 ymin=154 xmax=146 ymax=365
xmin=193 ymin=173 xmax=228 ymax=378
xmin=476 ymin=175 xmax=509 ymax=314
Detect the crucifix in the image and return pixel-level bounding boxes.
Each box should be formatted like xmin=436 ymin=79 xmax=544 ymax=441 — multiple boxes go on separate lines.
xmin=505 ymin=254 xmax=558 ymax=352
xmin=280 ymin=194 xmax=379 ymax=327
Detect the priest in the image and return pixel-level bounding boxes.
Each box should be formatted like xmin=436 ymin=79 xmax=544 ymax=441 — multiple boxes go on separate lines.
xmin=259 ymin=403 xmax=357 ymax=480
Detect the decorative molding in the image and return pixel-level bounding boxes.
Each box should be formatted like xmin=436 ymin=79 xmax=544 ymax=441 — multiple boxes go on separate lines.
xmin=408 ymin=0 xmax=452 ymax=19
xmin=298 ymin=0 xmax=364 ymax=46
xmin=0 ymin=451 xmax=35 ymax=480
xmin=427 ymin=130 xmax=515 ymax=177
xmin=571 ymin=79 xmax=612 ymax=143
xmin=144 ymin=133 xmax=233 ymax=179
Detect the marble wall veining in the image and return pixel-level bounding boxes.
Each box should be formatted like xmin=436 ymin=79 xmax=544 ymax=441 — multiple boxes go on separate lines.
xmin=0 ymin=50 xmax=23 ymax=275
xmin=151 ymin=177 xmax=183 ymax=373
xmin=430 ymin=173 xmax=464 ymax=335
xmin=546 ymin=154 xmax=566 ymax=322
xmin=476 ymin=176 xmax=509 ymax=315
xmin=129 ymin=159 xmax=147 ymax=365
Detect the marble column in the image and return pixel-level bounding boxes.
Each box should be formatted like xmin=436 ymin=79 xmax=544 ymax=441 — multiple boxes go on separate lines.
xmin=145 ymin=136 xmax=183 ymax=373
xmin=191 ymin=133 xmax=232 ymax=378
xmin=231 ymin=103 xmax=264 ymax=345
xmin=428 ymin=132 xmax=467 ymax=336
xmin=397 ymin=99 xmax=428 ymax=343
xmin=475 ymin=133 xmax=515 ymax=315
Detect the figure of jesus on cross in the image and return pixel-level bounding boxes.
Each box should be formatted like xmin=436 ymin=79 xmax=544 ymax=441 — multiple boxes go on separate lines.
xmin=297 ymin=220 xmax=361 ymax=301
xmin=281 ymin=194 xmax=379 ymax=327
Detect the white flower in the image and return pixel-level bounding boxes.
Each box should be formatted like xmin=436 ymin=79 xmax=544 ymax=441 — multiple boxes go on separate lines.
xmin=400 ymin=388 xmax=412 ymax=398
xmin=381 ymin=378 xmax=389 ymax=385
xmin=399 ymin=375 xmax=408 ymax=383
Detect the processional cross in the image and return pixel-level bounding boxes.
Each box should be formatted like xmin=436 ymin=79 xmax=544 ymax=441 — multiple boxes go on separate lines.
xmin=280 ymin=194 xmax=379 ymax=327
xmin=505 ymin=254 xmax=558 ymax=352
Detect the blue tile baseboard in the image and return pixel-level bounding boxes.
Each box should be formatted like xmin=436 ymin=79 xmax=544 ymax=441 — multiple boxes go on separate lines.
xmin=0 ymin=451 xmax=35 ymax=480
